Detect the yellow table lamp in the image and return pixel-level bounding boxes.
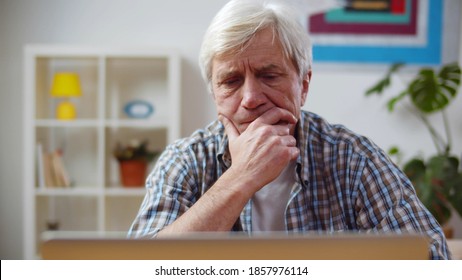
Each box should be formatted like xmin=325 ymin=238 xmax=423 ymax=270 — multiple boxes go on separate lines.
xmin=50 ymin=72 xmax=82 ymax=120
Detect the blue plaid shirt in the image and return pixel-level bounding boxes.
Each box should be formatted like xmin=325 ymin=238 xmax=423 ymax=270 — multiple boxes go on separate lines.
xmin=129 ymin=110 xmax=450 ymax=259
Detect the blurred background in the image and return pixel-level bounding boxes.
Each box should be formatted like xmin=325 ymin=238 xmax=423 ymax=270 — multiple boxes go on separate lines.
xmin=1 ymin=0 xmax=461 ymax=259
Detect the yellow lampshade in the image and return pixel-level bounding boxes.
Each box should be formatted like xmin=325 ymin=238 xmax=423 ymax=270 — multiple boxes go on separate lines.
xmin=50 ymin=72 xmax=82 ymax=120
xmin=50 ymin=72 xmax=82 ymax=97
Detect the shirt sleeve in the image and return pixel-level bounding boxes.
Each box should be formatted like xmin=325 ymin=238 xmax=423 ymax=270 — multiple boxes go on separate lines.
xmin=355 ymin=151 xmax=451 ymax=260
xmin=127 ymin=145 xmax=199 ymax=238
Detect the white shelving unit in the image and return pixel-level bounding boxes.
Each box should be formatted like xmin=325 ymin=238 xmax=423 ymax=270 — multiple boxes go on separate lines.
xmin=23 ymin=45 xmax=181 ymax=259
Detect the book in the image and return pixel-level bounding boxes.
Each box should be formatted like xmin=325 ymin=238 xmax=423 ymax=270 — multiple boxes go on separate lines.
xmin=36 ymin=143 xmax=45 ymax=189
xmin=37 ymin=146 xmax=71 ymax=188
xmin=43 ymin=152 xmax=56 ymax=188
xmin=51 ymin=150 xmax=71 ymax=188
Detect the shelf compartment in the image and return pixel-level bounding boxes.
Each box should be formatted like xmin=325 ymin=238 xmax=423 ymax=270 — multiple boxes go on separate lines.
xmin=36 ymin=126 xmax=102 ymax=189
xmin=35 ymin=196 xmax=99 ymax=255
xmin=35 ymin=56 xmax=99 ymax=120
xmin=104 ymin=126 xmax=167 ymax=188
xmin=105 ymin=57 xmax=169 ymax=121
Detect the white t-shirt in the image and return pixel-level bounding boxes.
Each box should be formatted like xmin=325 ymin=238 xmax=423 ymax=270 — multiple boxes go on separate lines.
xmin=251 ymin=160 xmax=297 ymax=231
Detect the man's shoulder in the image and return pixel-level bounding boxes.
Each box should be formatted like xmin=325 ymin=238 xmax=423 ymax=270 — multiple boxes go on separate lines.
xmin=302 ymin=111 xmax=359 ymax=141
xmin=301 ymin=111 xmax=382 ymax=157
xmin=169 ymin=120 xmax=224 ymax=152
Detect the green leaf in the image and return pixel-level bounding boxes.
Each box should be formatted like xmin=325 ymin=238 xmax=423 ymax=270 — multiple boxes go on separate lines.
xmin=439 ymin=62 xmax=461 ymax=90
xmin=386 ymin=90 xmax=407 ymax=112
xmin=389 ymin=63 xmax=405 ymax=72
xmin=403 ymin=158 xmax=426 ymax=185
xmin=365 ymin=77 xmax=390 ymax=96
xmin=436 ymin=156 xmax=462 ymax=217
xmin=403 ymin=156 xmax=455 ymax=225
xmin=388 ymin=146 xmax=400 ymax=156
xmin=408 ymin=64 xmax=461 ymax=113
xmin=365 ymin=63 xmax=404 ymax=96
xmin=448 ymin=174 xmax=462 ymax=217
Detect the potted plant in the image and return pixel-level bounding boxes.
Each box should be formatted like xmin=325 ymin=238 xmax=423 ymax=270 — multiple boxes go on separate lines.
xmin=365 ymin=62 xmax=462 ymax=237
xmin=113 ymin=140 xmax=160 ymax=187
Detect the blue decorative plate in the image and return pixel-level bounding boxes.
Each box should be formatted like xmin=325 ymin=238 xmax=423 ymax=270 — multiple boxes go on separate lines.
xmin=124 ymin=100 xmax=154 ymax=119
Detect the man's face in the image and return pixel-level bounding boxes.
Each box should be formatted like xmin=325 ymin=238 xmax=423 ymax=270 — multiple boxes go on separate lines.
xmin=211 ymin=28 xmax=310 ymax=135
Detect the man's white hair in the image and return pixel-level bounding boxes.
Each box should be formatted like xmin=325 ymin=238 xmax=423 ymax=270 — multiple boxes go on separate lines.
xmin=199 ymin=0 xmax=313 ymax=93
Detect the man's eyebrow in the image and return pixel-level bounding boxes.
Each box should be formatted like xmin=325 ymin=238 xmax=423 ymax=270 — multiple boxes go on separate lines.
xmin=257 ymin=64 xmax=283 ymax=72
xmin=255 ymin=64 xmax=288 ymax=77
xmin=215 ymin=69 xmax=240 ymax=81
xmin=215 ymin=63 xmax=284 ymax=81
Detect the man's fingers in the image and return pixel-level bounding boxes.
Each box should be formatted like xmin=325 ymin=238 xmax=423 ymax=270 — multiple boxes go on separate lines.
xmin=253 ymin=107 xmax=297 ymax=127
xmin=219 ymin=114 xmax=239 ymax=141
xmin=280 ymin=135 xmax=297 ymax=147
xmin=271 ymin=125 xmax=290 ymax=136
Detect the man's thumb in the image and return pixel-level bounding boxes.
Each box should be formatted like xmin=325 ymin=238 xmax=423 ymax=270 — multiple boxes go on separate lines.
xmin=218 ymin=115 xmax=239 ymax=140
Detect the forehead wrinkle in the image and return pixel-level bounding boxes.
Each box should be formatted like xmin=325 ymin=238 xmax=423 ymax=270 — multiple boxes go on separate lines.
xmin=213 ymin=42 xmax=289 ymax=82
xmin=215 ymin=62 xmax=240 ymax=81
xmin=258 ymin=63 xmax=284 ymax=72
xmin=215 ymin=60 xmax=286 ymax=83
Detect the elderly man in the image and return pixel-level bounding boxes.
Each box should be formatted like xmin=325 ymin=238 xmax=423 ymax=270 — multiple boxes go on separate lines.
xmin=129 ymin=0 xmax=450 ymax=259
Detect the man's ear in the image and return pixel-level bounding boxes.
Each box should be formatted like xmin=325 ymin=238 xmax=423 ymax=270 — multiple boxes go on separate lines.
xmin=300 ymin=71 xmax=311 ymax=106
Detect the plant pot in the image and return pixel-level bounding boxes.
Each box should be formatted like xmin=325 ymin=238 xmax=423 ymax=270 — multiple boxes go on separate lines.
xmin=119 ymin=160 xmax=147 ymax=187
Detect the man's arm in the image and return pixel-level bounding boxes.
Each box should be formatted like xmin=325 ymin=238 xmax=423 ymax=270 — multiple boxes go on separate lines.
xmin=356 ymin=152 xmax=451 ymax=259
xmin=156 ymin=167 xmax=254 ymax=235
xmin=157 ymin=108 xmax=299 ymax=236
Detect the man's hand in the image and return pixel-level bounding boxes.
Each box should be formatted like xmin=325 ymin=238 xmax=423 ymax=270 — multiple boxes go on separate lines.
xmin=219 ymin=107 xmax=299 ymax=196
xmin=157 ymin=108 xmax=299 ymax=235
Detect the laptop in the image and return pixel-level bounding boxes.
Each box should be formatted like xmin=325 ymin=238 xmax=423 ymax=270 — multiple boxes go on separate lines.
xmin=40 ymin=232 xmax=429 ymax=260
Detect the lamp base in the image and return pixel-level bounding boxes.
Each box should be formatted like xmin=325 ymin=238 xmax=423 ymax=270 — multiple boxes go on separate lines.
xmin=56 ymin=101 xmax=77 ymax=120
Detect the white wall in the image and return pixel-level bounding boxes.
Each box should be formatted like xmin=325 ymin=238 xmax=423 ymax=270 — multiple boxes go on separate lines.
xmin=1 ymin=0 xmax=461 ymax=259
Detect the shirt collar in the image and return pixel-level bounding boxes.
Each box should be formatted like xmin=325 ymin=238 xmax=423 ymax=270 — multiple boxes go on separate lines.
xmin=295 ymin=111 xmax=310 ymax=187
xmin=217 ymin=123 xmax=231 ymax=169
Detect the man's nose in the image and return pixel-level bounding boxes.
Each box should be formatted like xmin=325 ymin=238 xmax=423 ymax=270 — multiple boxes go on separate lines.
xmin=241 ymin=77 xmax=266 ymax=109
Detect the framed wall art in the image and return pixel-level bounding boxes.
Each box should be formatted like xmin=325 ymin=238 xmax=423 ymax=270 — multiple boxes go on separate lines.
xmin=308 ymin=0 xmax=461 ymax=65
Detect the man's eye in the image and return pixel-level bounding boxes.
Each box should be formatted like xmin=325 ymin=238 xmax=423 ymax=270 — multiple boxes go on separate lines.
xmin=261 ymin=73 xmax=279 ymax=81
xmin=222 ymin=78 xmax=241 ymax=87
